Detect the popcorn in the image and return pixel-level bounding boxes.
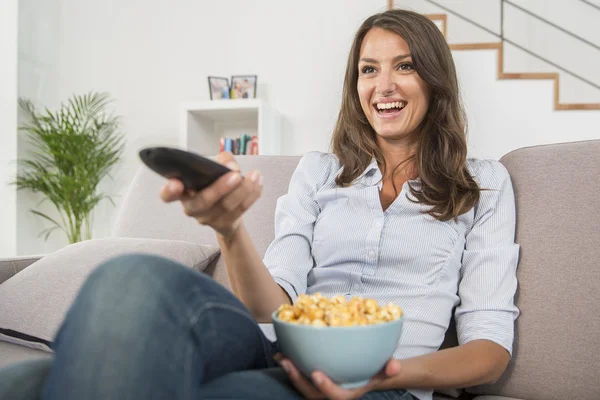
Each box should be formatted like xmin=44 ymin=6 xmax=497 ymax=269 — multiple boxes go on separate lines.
xmin=276 ymin=293 xmax=403 ymax=327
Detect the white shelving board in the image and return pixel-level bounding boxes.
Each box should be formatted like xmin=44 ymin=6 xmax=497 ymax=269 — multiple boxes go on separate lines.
xmin=179 ymin=99 xmax=282 ymax=156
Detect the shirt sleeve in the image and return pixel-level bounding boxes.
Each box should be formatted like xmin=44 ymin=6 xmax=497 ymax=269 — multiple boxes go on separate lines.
xmin=263 ymin=152 xmax=334 ymax=304
xmin=455 ymin=161 xmax=520 ymax=356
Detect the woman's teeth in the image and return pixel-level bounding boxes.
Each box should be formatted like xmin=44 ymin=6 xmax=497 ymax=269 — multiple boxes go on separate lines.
xmin=376 ymin=101 xmax=406 ymax=110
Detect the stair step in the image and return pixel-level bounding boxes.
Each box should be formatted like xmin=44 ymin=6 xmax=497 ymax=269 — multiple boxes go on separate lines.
xmin=409 ymin=10 xmax=600 ymax=111
xmin=499 ymin=72 xmax=558 ymax=80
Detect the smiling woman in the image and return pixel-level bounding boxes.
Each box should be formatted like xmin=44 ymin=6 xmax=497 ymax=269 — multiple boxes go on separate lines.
xmin=332 ymin=11 xmax=480 ymax=221
xmin=357 ymin=30 xmax=430 ymax=148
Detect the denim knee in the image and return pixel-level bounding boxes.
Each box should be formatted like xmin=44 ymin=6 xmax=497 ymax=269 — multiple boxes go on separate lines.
xmin=88 ymin=253 xmax=240 ymax=305
xmin=61 ymin=253 xmax=247 ymax=344
xmin=66 ymin=254 xmax=195 ymax=329
xmin=87 ymin=253 xmax=184 ymax=289
xmin=86 ymin=253 xmax=203 ymax=297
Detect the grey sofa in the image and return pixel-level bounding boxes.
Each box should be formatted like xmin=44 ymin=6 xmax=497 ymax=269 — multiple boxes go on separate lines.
xmin=1 ymin=140 xmax=599 ymax=400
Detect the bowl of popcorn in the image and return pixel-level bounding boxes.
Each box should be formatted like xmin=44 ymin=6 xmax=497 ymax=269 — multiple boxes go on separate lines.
xmin=271 ymin=293 xmax=404 ymax=389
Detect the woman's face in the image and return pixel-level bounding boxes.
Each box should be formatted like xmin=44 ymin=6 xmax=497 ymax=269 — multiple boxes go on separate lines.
xmin=357 ymin=28 xmax=431 ymax=144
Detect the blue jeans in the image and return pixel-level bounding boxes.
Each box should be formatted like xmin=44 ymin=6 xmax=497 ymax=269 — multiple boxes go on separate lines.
xmin=0 ymin=254 xmax=414 ymax=400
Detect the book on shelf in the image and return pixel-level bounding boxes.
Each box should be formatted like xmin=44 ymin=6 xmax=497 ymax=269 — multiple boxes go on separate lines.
xmin=219 ymin=134 xmax=258 ymax=155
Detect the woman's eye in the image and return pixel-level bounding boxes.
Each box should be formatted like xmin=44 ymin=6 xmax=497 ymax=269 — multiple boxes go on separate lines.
xmin=361 ymin=66 xmax=375 ymax=74
xmin=398 ymin=63 xmax=414 ymax=71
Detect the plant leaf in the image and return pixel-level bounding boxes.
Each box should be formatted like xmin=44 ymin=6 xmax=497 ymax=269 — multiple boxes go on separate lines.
xmin=40 ymin=226 xmax=61 ymax=241
xmin=16 ymin=92 xmax=125 ymax=242
xmin=29 ymin=209 xmax=65 ymax=230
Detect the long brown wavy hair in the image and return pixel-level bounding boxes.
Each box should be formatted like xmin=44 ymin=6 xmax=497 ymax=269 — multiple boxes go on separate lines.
xmin=331 ymin=9 xmax=480 ymax=221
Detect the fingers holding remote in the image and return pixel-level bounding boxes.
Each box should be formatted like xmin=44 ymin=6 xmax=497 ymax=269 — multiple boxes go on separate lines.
xmin=159 ymin=178 xmax=186 ymax=202
xmin=159 ymin=150 xmax=242 ymax=205
xmin=160 ymin=157 xmax=262 ymax=237
xmin=216 ymin=151 xmax=240 ymax=172
xmin=215 ymin=170 xmax=262 ymax=216
xmin=182 ymin=168 xmax=262 ymax=237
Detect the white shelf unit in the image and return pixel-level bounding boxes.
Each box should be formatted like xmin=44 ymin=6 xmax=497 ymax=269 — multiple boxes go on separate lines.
xmin=179 ymin=99 xmax=282 ymax=156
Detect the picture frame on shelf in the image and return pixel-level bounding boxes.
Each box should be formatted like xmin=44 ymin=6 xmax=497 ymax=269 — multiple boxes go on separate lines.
xmin=208 ymin=76 xmax=230 ymax=100
xmin=231 ymin=75 xmax=257 ymax=99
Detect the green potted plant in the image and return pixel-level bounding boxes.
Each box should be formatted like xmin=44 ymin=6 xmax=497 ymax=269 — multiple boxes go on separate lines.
xmin=14 ymin=92 xmax=125 ymax=244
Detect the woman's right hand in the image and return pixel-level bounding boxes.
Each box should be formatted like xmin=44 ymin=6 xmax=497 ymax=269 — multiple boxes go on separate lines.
xmin=159 ymin=152 xmax=263 ymax=238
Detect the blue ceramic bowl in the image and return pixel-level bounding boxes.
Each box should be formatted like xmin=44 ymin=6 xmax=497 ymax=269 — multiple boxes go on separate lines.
xmin=271 ymin=311 xmax=404 ymax=389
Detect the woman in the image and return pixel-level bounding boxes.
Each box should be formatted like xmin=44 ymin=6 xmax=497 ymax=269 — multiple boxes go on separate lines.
xmin=0 ymin=9 xmax=518 ymax=400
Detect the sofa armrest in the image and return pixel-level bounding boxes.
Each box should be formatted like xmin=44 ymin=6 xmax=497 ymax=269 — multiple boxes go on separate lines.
xmin=0 ymin=255 xmax=45 ymax=285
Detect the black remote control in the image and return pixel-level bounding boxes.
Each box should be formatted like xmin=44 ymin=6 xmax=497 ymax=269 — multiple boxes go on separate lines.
xmin=139 ymin=147 xmax=233 ymax=191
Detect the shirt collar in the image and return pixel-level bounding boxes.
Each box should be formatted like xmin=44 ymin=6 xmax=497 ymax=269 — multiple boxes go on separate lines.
xmin=356 ymin=157 xmax=381 ymax=185
xmin=354 ymin=157 xmax=421 ymax=188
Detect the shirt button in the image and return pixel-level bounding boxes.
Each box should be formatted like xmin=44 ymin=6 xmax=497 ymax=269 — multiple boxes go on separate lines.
xmin=368 ymin=251 xmax=376 ymax=259
xmin=375 ymin=222 xmax=382 ymax=228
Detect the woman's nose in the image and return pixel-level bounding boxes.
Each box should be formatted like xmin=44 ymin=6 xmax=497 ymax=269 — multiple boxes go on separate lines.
xmin=376 ymin=71 xmax=396 ymax=96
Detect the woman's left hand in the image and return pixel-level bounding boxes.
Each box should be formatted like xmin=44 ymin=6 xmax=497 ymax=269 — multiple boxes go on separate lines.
xmin=274 ymin=354 xmax=401 ymax=400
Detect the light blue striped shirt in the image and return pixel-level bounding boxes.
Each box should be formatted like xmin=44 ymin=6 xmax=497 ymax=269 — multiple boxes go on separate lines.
xmin=263 ymin=152 xmax=519 ymax=400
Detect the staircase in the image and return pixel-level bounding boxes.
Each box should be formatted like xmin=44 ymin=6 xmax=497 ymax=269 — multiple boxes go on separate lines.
xmin=388 ymin=0 xmax=600 ymax=111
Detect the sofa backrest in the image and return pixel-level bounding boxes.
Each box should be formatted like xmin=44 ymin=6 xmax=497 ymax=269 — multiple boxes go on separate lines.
xmin=112 ymin=155 xmax=301 ymax=256
xmin=468 ymin=139 xmax=600 ymax=399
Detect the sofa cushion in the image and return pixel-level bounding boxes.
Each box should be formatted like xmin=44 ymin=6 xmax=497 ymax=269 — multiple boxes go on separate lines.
xmin=0 ymin=238 xmax=220 ymax=353
xmin=112 ymin=155 xmax=301 ymax=257
xmin=472 ymin=397 xmax=524 ymax=400
xmin=467 ymin=140 xmax=600 ymax=399
xmin=0 ymin=341 xmax=52 ymax=370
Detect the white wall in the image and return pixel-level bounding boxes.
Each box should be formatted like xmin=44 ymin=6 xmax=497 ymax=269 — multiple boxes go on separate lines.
xmin=454 ymin=48 xmax=600 ymax=160
xmin=17 ymin=0 xmax=65 ymax=256
xmin=10 ymin=0 xmax=600 ymax=256
xmin=14 ymin=0 xmax=389 ymax=255
xmin=0 ymin=0 xmax=18 ymax=258
xmin=396 ymin=0 xmax=600 ymax=104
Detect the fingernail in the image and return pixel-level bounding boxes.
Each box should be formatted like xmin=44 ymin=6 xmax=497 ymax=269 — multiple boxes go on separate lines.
xmin=226 ymin=161 xmax=239 ymax=170
xmin=227 ymin=173 xmax=241 ymax=186
xmin=250 ymin=171 xmax=261 ymax=183
xmin=281 ymin=361 xmax=290 ymax=374
xmin=313 ymin=373 xmax=323 ymax=386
